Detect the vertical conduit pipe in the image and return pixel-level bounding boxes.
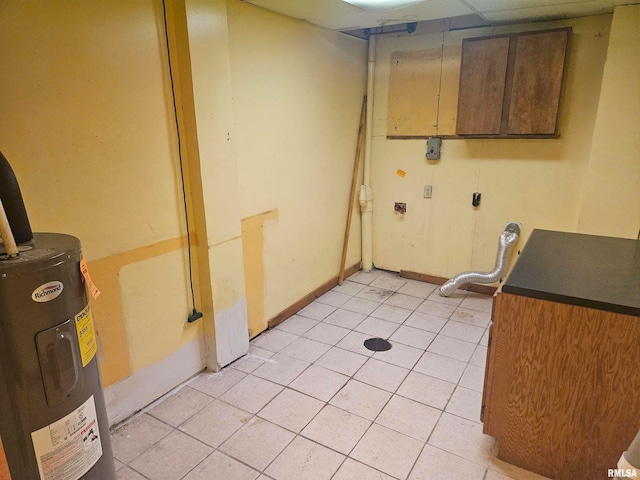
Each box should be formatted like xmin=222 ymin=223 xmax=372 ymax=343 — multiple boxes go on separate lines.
xmin=360 ymin=34 xmax=376 ymax=272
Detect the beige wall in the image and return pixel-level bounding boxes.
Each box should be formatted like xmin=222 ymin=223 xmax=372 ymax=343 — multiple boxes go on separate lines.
xmin=0 ymin=0 xmax=367 ymax=422
xmin=182 ymin=0 xmax=368 ymax=348
xmin=578 ymin=5 xmax=640 ymax=237
xmin=370 ymin=14 xmax=631 ymax=279
xmin=0 ymin=0 xmax=184 ymax=259
xmin=227 ymin=0 xmax=368 ymax=320
xmin=0 ymin=0 xmax=204 ymax=398
xmin=181 ymin=0 xmax=250 ymax=368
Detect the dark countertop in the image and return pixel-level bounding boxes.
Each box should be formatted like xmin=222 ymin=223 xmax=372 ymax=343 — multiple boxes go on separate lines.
xmin=502 ymin=229 xmax=640 ymax=317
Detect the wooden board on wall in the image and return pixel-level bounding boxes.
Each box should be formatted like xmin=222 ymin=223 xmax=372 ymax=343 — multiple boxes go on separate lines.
xmin=387 ymin=49 xmax=441 ymax=137
xmin=437 ymin=44 xmax=462 ymax=135
xmin=507 ymin=30 xmax=569 ymax=135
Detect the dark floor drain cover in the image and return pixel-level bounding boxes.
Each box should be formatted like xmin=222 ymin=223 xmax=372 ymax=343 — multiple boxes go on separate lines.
xmin=364 ymin=337 xmax=392 ymax=352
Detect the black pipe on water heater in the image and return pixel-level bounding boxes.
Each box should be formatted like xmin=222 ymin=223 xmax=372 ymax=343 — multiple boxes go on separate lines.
xmin=0 ymin=150 xmax=33 ymax=244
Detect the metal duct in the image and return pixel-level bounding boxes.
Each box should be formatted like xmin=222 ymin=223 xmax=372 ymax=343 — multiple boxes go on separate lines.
xmin=439 ymin=222 xmax=521 ymax=297
xmin=0 ymin=151 xmax=32 ymax=244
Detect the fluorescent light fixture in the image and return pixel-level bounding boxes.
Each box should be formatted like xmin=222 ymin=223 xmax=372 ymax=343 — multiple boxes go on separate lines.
xmin=343 ymin=0 xmax=426 ymax=10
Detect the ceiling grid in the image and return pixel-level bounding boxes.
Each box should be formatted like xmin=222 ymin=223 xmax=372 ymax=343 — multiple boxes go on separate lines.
xmin=241 ymin=0 xmax=639 ymax=31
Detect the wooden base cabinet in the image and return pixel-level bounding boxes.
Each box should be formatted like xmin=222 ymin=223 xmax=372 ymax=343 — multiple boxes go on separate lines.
xmin=482 ymin=292 xmax=640 ymax=480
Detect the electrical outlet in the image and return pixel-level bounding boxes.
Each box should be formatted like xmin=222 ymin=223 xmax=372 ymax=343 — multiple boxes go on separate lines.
xmin=424 ymin=185 xmax=432 ymax=198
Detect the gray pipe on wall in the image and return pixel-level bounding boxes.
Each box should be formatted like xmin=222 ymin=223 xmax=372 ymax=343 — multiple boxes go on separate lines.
xmin=439 ymin=222 xmax=521 ymax=297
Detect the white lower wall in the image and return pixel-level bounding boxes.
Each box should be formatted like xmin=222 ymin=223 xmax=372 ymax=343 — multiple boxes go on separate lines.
xmin=104 ymin=339 xmax=205 ymax=426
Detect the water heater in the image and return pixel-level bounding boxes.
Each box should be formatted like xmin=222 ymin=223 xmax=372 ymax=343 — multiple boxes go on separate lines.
xmin=0 ymin=234 xmax=116 ymax=479
xmin=0 ymin=151 xmax=115 ymax=479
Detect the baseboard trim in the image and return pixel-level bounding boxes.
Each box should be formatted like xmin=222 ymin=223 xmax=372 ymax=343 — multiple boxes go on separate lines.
xmin=268 ymin=262 xmax=361 ymax=329
xmin=400 ymin=270 xmax=498 ymax=296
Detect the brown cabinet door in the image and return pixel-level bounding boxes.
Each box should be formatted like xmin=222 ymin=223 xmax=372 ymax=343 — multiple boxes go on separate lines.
xmin=507 ymin=30 xmax=569 ymax=135
xmin=456 ymin=36 xmax=510 ymax=135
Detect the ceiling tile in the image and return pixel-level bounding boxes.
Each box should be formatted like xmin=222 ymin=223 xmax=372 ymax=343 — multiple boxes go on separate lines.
xmin=463 ymin=0 xmax=579 ymax=13
xmin=480 ymin=0 xmax=626 ymax=21
xmin=243 ymin=0 xmax=362 ymax=18
xmin=244 ymin=0 xmax=474 ymax=30
xmin=331 ymin=0 xmax=474 ymax=29
xmin=242 ymin=0 xmax=640 ymax=30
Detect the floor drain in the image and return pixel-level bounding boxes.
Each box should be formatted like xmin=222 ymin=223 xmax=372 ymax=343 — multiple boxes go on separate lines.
xmin=364 ymin=337 xmax=392 ymax=352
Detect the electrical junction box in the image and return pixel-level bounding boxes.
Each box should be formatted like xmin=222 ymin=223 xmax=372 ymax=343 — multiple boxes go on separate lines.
xmin=426 ymin=137 xmax=442 ymax=160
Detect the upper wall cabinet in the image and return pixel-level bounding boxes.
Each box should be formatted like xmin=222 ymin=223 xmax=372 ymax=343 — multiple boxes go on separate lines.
xmin=456 ymin=28 xmax=571 ymax=138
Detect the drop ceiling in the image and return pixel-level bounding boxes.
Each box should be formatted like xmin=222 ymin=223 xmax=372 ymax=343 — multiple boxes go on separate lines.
xmin=241 ymin=0 xmax=639 ymax=32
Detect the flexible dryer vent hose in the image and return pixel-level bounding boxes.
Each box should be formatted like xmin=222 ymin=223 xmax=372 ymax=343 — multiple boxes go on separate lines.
xmin=439 ymin=222 xmax=521 ymax=297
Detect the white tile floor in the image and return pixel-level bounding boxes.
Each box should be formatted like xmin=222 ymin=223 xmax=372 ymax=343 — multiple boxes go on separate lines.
xmin=111 ymin=269 xmax=550 ymax=480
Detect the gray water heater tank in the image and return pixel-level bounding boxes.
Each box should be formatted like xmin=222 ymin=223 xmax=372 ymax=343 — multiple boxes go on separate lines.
xmin=0 ymin=233 xmax=116 ymax=480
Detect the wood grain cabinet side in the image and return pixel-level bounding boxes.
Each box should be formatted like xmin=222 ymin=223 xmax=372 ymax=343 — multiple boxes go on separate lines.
xmin=482 ymin=292 xmax=640 ymax=480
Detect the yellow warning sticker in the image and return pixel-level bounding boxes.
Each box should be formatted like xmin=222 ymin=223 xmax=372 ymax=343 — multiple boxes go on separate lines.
xmin=75 ymin=305 xmax=97 ymax=367
xmin=80 ymin=259 xmax=101 ymax=299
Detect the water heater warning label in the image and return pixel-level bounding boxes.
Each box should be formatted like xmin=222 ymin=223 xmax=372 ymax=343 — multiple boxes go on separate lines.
xmin=74 ymin=305 xmax=97 ymax=367
xmin=31 ymin=396 xmax=102 ymax=480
